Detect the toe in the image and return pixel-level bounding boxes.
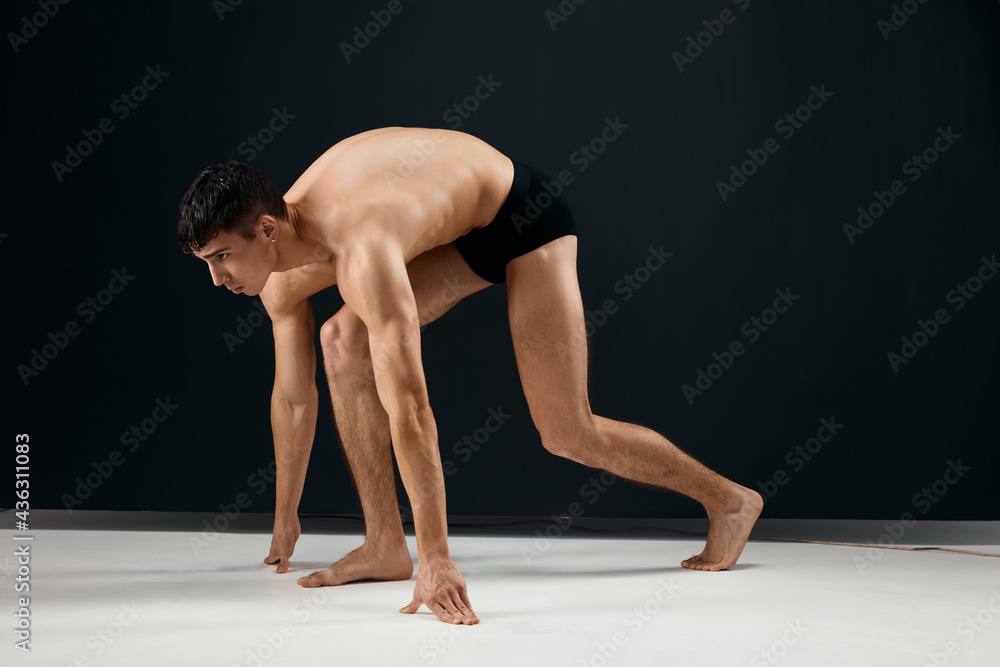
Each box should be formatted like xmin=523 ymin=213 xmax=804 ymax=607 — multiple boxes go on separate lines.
xmin=298 ymin=572 xmax=323 ymax=587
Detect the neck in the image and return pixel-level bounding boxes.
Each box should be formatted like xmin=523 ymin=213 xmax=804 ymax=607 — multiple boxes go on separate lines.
xmin=272 ymin=202 xmax=332 ymax=272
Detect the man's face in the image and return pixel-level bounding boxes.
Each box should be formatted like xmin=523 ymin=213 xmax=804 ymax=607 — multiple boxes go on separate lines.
xmin=194 ymin=227 xmax=274 ymax=296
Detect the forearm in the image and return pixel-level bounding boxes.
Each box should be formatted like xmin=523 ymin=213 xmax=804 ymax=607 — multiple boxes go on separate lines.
xmin=390 ymin=408 xmax=450 ymax=562
xmin=271 ymin=389 xmax=318 ymax=518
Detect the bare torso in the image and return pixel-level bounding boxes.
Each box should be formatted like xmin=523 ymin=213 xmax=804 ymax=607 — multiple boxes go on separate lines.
xmin=261 ymin=127 xmax=514 ymax=308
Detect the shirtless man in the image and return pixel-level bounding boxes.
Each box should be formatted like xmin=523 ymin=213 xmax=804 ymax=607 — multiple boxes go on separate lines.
xmin=176 ymin=127 xmax=763 ymax=626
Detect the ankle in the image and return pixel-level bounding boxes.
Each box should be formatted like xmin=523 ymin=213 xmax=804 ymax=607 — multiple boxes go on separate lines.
xmin=362 ymin=532 xmax=408 ymax=552
xmin=704 ymin=484 xmax=753 ymax=515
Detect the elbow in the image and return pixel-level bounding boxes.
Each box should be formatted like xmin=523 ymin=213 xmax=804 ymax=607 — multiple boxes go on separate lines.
xmin=273 ymin=384 xmax=318 ymax=410
xmin=368 ymin=319 xmax=421 ymax=366
xmin=389 ymin=395 xmax=435 ymax=431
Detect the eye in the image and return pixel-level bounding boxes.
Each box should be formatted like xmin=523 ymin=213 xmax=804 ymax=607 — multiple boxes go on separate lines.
xmin=216 ymin=253 xmax=228 ymax=260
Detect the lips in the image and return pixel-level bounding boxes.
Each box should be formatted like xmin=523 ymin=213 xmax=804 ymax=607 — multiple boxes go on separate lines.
xmin=231 ymin=285 xmax=244 ymax=294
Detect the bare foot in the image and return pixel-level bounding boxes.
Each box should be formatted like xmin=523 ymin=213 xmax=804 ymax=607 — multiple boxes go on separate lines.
xmin=298 ymin=540 xmax=414 ymax=587
xmin=681 ymin=486 xmax=763 ymax=571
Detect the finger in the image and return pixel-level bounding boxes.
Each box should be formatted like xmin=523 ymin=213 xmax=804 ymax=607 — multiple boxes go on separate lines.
xmin=399 ymin=598 xmax=422 ymax=614
xmin=264 ymin=554 xmax=289 ymax=573
xmin=430 ymin=601 xmax=462 ymax=625
xmin=454 ymin=605 xmax=479 ymax=625
xmin=457 ymin=587 xmax=479 ymax=624
xmin=447 ymin=594 xmax=478 ymax=625
xmin=443 ymin=594 xmax=478 ymax=626
xmin=441 ymin=592 xmax=468 ymax=622
xmin=457 ymin=606 xmax=479 ymax=625
xmin=458 ymin=586 xmax=473 ymax=610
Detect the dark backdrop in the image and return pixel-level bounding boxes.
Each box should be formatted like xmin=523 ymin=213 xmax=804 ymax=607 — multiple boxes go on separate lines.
xmin=4 ymin=1 xmax=998 ymax=520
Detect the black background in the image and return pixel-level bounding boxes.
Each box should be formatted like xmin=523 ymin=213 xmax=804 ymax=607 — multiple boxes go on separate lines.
xmin=4 ymin=1 xmax=998 ymax=520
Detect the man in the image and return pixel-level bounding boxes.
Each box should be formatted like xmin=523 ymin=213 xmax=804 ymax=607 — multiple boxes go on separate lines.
xmin=177 ymin=127 xmax=763 ymax=626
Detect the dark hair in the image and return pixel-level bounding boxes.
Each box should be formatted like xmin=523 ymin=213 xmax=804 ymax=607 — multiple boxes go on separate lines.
xmin=177 ymin=161 xmax=286 ymax=254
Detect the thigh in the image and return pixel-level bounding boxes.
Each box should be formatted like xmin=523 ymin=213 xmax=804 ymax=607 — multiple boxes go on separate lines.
xmin=505 ymin=235 xmax=592 ymax=438
xmin=408 ymin=242 xmax=495 ymax=326
xmin=330 ymin=242 xmax=494 ymax=330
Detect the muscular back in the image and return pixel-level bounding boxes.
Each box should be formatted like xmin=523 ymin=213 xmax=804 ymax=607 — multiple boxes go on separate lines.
xmin=262 ymin=128 xmax=513 ymax=311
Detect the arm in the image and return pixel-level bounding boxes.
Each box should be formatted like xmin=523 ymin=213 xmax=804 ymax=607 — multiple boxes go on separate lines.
xmin=337 ymin=241 xmax=446 ymax=559
xmin=263 ymin=296 xmax=319 ymax=573
xmin=337 ymin=238 xmax=477 ymax=624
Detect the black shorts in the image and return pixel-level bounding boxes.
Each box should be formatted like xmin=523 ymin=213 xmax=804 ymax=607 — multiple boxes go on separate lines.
xmin=453 ymin=159 xmax=577 ymax=284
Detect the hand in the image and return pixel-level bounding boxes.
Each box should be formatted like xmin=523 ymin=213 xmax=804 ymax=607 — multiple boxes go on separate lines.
xmin=400 ymin=557 xmax=479 ymax=625
xmin=263 ymin=514 xmax=301 ymax=574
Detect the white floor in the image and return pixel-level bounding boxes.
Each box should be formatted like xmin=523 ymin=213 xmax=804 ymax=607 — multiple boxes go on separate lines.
xmin=2 ymin=513 xmax=999 ymax=667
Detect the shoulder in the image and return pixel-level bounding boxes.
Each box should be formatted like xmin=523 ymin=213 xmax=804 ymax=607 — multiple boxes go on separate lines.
xmin=335 ymin=234 xmax=412 ymax=318
xmin=337 ymin=228 xmax=404 ymax=273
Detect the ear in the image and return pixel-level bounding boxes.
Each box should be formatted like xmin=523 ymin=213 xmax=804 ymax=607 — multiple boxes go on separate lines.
xmin=258 ymin=215 xmax=278 ymax=242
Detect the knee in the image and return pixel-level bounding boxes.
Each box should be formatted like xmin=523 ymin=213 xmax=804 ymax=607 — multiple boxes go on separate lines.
xmin=319 ymin=312 xmax=369 ymax=368
xmin=540 ymin=435 xmax=578 ymax=460
xmin=536 ymin=418 xmax=596 ymax=462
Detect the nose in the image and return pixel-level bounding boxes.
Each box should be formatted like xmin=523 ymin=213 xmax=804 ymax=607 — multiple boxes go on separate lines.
xmin=208 ymin=264 xmax=227 ymax=288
